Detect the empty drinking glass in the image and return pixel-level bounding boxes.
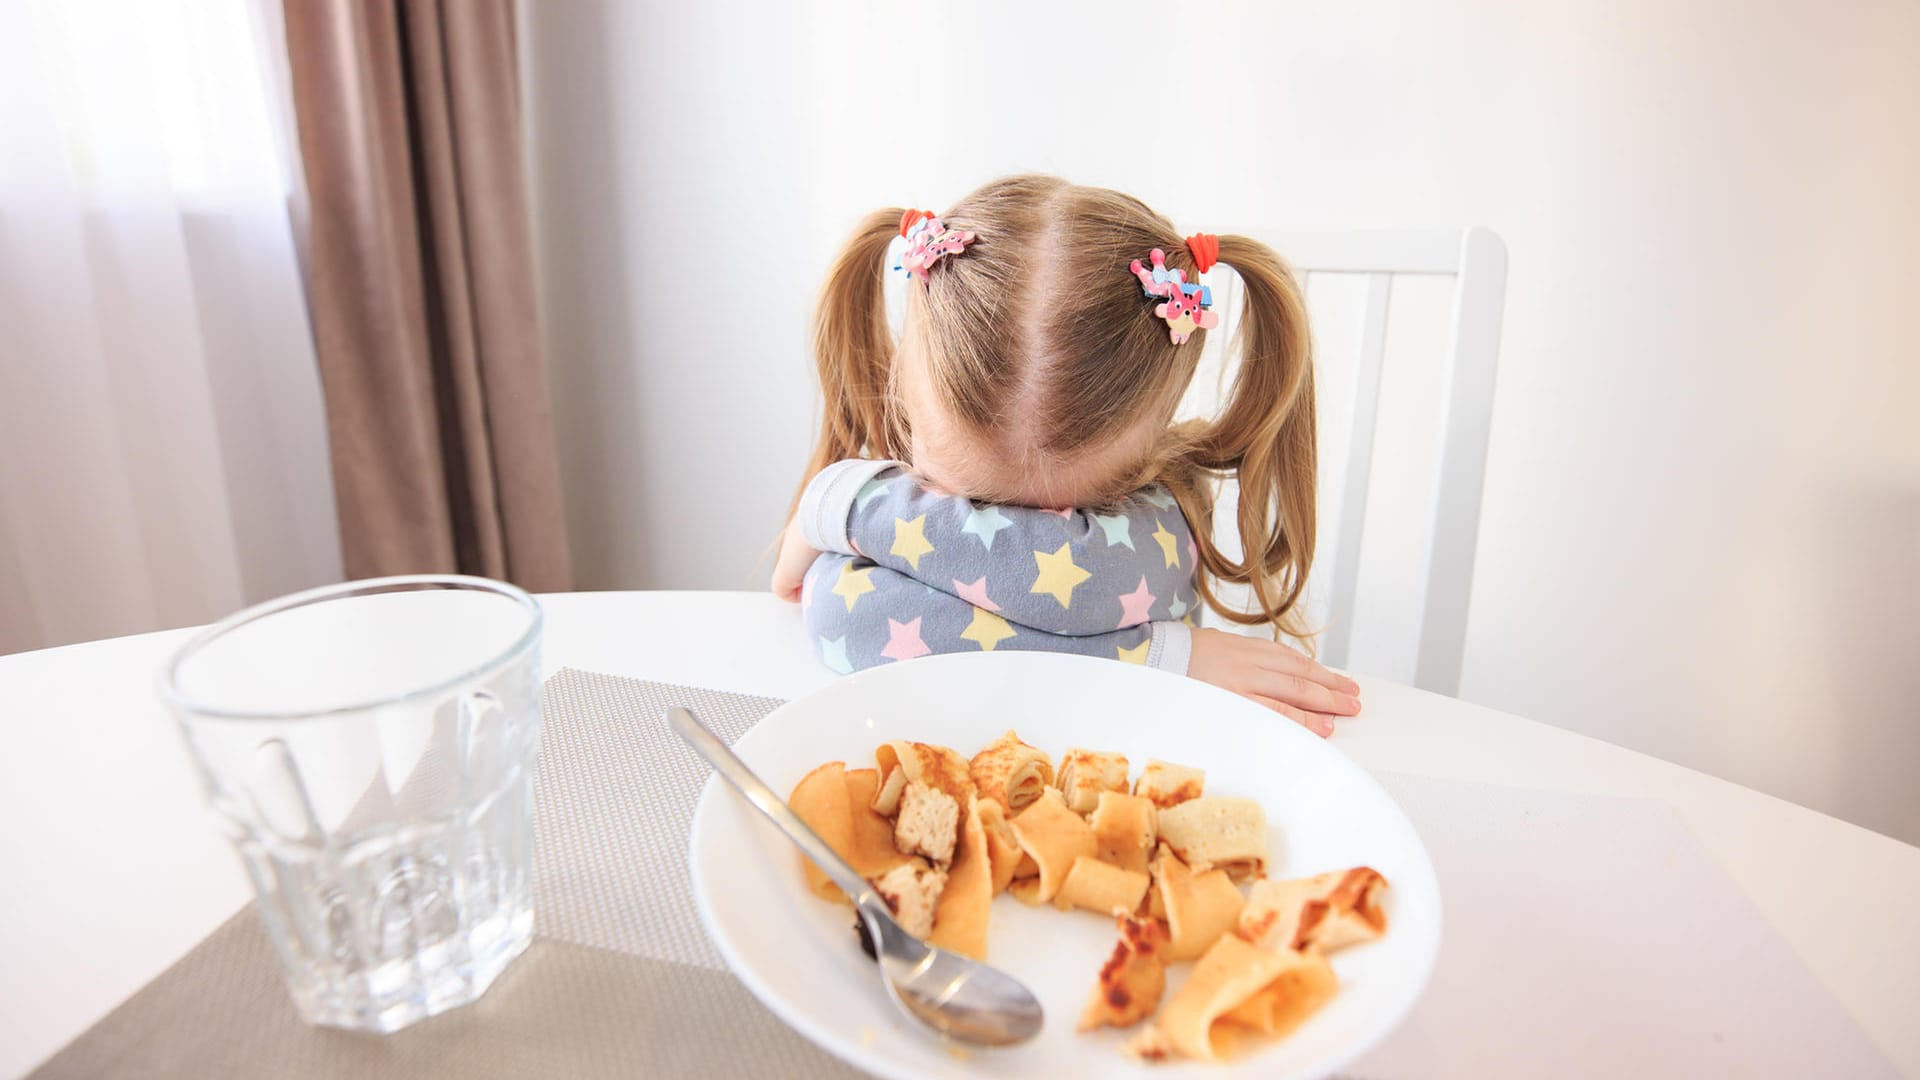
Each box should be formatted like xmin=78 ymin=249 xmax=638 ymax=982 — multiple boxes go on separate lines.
xmin=161 ymin=575 xmax=543 ymax=1033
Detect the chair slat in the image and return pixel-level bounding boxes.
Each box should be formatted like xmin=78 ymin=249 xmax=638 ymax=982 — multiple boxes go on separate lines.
xmin=1321 ymin=273 xmax=1393 ymax=669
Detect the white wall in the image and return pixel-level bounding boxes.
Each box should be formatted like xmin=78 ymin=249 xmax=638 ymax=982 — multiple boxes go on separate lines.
xmin=522 ymin=0 xmax=1920 ymax=843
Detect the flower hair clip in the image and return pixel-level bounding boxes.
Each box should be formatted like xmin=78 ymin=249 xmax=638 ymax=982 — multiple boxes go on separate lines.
xmin=895 ymin=208 xmax=976 ymax=283
xmin=1129 ymin=241 xmax=1220 ymax=345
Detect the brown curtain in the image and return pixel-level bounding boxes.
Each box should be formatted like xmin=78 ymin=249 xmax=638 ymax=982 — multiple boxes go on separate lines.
xmin=282 ymin=0 xmax=572 ymax=591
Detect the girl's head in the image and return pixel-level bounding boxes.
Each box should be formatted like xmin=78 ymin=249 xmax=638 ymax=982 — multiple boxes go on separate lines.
xmin=799 ymin=174 xmax=1318 ymax=639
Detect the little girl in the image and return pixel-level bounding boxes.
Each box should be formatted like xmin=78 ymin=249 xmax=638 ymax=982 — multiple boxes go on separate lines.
xmin=771 ymin=175 xmax=1361 ymax=736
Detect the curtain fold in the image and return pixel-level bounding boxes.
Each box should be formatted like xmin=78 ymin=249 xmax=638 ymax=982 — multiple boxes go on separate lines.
xmin=282 ymin=0 xmax=572 ymax=591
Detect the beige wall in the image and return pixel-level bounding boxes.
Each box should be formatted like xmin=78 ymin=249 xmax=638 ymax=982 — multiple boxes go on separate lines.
xmin=522 ymin=0 xmax=1920 ymax=842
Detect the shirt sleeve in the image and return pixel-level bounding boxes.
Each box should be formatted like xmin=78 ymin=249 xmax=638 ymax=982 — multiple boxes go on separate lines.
xmin=797 ymin=459 xmax=1202 ymax=637
xmin=801 ymin=552 xmax=1193 ymax=675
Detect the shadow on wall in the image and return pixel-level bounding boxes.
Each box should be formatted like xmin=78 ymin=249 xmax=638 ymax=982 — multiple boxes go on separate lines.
xmin=1826 ymin=482 xmax=1920 ymax=844
xmin=523 ymin=1 xmax=642 ymax=592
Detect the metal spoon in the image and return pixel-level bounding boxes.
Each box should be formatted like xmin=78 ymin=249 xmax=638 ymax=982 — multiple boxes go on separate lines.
xmin=670 ymin=706 xmax=1045 ymax=1047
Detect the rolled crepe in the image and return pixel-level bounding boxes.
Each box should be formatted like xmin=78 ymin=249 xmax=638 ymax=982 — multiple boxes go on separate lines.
xmin=1007 ymin=787 xmax=1097 ymax=905
xmin=1089 ymin=790 xmax=1157 ymax=876
xmin=871 ymin=764 xmax=907 ymax=816
xmin=968 ymin=729 xmax=1053 ymax=812
xmin=1133 ymin=759 xmax=1205 ymax=809
xmin=875 ymin=741 xmax=976 ymax=821
xmin=929 ymin=796 xmax=993 ymax=959
xmin=1058 ymin=749 xmax=1130 ymax=814
xmin=789 ymin=763 xmax=912 ymax=902
xmin=1078 ymin=913 xmax=1169 ymax=1032
xmin=1240 ymin=867 xmax=1390 ymax=952
xmin=1158 ymin=936 xmax=1335 ymax=1060
xmin=1219 ymin=949 xmax=1339 ymax=1038
xmin=1155 ymin=844 xmax=1246 ymax=962
xmin=1156 ymin=796 xmax=1269 ymax=882
xmin=973 ymin=797 xmax=1024 ymax=896
xmin=1055 ymin=855 xmax=1150 ymax=916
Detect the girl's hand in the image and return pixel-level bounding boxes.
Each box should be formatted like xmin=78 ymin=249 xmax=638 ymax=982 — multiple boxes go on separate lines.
xmin=770 ymin=516 xmax=819 ymax=603
xmin=1187 ymin=627 xmax=1363 ymax=737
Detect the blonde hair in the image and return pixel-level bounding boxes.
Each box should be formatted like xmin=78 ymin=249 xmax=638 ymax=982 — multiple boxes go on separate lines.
xmin=795 ymin=175 xmax=1317 ymax=643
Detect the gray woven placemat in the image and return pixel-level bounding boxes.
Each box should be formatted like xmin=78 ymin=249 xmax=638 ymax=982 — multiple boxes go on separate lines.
xmin=30 ymin=670 xmax=863 ymax=1080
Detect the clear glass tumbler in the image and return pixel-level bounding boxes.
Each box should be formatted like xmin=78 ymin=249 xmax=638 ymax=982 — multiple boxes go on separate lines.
xmin=161 ymin=574 xmax=542 ymax=1033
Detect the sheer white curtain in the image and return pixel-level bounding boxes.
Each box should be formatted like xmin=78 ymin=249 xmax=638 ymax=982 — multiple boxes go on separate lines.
xmin=0 ymin=0 xmax=341 ymax=654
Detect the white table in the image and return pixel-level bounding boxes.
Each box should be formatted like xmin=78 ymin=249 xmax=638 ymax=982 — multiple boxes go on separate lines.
xmin=2 ymin=590 xmax=1916 ymax=1078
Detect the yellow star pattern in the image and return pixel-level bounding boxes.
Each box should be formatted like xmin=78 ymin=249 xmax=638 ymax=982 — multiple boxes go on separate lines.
xmin=890 ymin=514 xmax=936 ymax=571
xmin=960 ymin=607 xmax=1017 ymax=652
xmin=831 ymin=561 xmax=876 ymax=612
xmin=1030 ymin=543 xmax=1093 ymax=609
xmin=1117 ymin=641 xmax=1151 ymax=664
xmin=1151 ymin=519 xmax=1180 ymax=568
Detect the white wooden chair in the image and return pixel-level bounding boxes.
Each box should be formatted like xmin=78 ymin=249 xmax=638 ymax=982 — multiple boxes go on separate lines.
xmin=1182 ymin=228 xmax=1508 ymax=698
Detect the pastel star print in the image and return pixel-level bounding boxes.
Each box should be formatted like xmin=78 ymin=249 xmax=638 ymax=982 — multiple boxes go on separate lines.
xmin=819 ymin=635 xmax=852 ymax=675
xmin=1117 ymin=641 xmax=1151 ymax=664
xmin=1091 ymin=512 xmax=1134 ymax=549
xmin=961 ymin=505 xmax=1013 ymax=551
xmin=1117 ymin=576 xmax=1157 ymax=628
xmin=831 ymin=561 xmax=876 ymax=612
xmin=890 ymin=514 xmax=936 ymax=571
xmin=1031 ymin=543 xmax=1093 ymax=609
xmin=1186 ymin=536 xmax=1198 ymax=571
xmin=1140 ymin=487 xmax=1177 ymax=510
xmin=1168 ymin=592 xmax=1189 ymax=620
xmin=880 ymin=616 xmax=932 ymax=662
xmin=952 ymin=576 xmax=1000 ymax=612
xmin=1151 ymin=519 xmax=1180 ymax=568
xmin=855 ymin=477 xmax=892 ymax=512
xmin=961 ymin=607 xmax=1017 ymax=651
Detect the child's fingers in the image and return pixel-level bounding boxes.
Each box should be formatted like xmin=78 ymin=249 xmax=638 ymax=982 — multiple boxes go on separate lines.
xmin=1240 ymin=647 xmax=1361 ymax=716
xmin=1246 ymin=637 xmax=1362 ymax=697
xmin=1244 ymin=692 xmax=1335 ymax=738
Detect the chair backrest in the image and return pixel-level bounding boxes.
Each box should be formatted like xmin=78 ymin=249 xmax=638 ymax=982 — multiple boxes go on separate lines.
xmin=1179 ymin=228 xmax=1508 ymax=697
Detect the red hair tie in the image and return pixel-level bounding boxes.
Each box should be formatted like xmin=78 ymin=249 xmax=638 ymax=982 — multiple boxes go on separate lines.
xmin=899 ymin=208 xmax=936 ymax=238
xmin=1185 ymin=233 xmax=1220 ymax=275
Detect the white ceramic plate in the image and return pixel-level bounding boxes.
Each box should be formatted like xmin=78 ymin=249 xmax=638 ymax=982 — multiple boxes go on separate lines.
xmin=688 ymin=652 xmax=1440 ymax=1079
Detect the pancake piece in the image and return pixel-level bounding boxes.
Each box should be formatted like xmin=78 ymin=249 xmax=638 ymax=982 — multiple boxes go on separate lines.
xmin=789 ymin=762 xmax=855 ymax=902
xmin=1089 ymin=790 xmax=1157 ymax=876
xmin=872 ymin=862 xmax=946 ymax=939
xmin=1055 ymin=855 xmax=1151 ymax=916
xmin=1239 ymin=867 xmax=1390 ymax=952
xmin=1219 ymin=949 xmax=1339 ymax=1038
xmin=968 ymin=729 xmax=1054 ymax=812
xmin=842 ymin=768 xmax=916 ymax=880
xmin=876 ymin=741 xmax=976 ymax=826
xmin=973 ymin=798 xmax=1024 ymax=896
xmin=1058 ymin=749 xmax=1130 ymax=814
xmin=929 ymin=796 xmax=993 ymax=959
xmin=1007 ymin=787 xmax=1098 ymax=904
xmin=1154 ymin=843 xmax=1246 ymax=962
xmin=1078 ymin=914 xmax=1170 ymax=1032
xmin=871 ymin=764 xmax=907 ymax=816
xmin=1158 ymin=935 xmax=1334 ymax=1061
xmin=1133 ymin=759 xmax=1205 ymax=809
xmin=1156 ymin=796 xmax=1269 ymax=882
xmin=894 ymin=780 xmax=959 ymax=867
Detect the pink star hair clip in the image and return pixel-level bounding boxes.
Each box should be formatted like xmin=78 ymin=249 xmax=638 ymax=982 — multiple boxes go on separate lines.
xmin=1129 ymin=238 xmax=1221 ymax=345
xmin=896 ymin=208 xmax=976 ymax=283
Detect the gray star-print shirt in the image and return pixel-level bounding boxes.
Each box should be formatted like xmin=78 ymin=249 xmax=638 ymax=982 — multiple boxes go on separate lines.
xmin=796 ymin=459 xmax=1200 ymax=675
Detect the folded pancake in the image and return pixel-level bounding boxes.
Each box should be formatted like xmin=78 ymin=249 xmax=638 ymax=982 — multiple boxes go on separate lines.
xmin=872 ymin=861 xmax=946 ymax=939
xmin=1155 ymin=843 xmax=1246 ymax=962
xmin=1055 ymin=855 xmax=1151 ymax=916
xmin=1078 ymin=913 xmax=1170 ymax=1032
xmin=1219 ymin=948 xmax=1338 ymax=1038
xmin=968 ymin=730 xmax=1053 ymax=812
xmin=972 ymin=797 xmax=1024 ymax=896
xmin=1239 ymin=867 xmax=1390 ymax=952
xmin=1156 ymin=796 xmax=1269 ymax=882
xmin=1089 ymin=790 xmax=1157 ymax=876
xmin=1058 ymin=749 xmax=1130 ymax=814
xmin=1007 ymin=787 xmax=1098 ymax=904
xmin=894 ymin=780 xmax=959 ymax=867
xmin=1133 ymin=759 xmax=1205 ymax=809
xmin=1155 ymin=935 xmax=1303 ymax=1061
xmin=871 ymin=764 xmax=907 ymax=816
xmin=790 ymin=763 xmax=917 ymax=902
xmin=929 ymin=796 xmax=992 ymax=959
xmin=875 ymin=741 xmax=976 ymax=821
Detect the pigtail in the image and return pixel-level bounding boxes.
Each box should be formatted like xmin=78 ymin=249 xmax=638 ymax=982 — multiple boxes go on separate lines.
xmin=788 ymin=208 xmax=910 ymax=517
xmin=1162 ymin=235 xmax=1319 ymax=646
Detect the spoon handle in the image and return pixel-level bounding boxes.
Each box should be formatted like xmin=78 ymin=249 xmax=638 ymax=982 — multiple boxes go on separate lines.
xmin=670 ymin=706 xmax=875 ymax=904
